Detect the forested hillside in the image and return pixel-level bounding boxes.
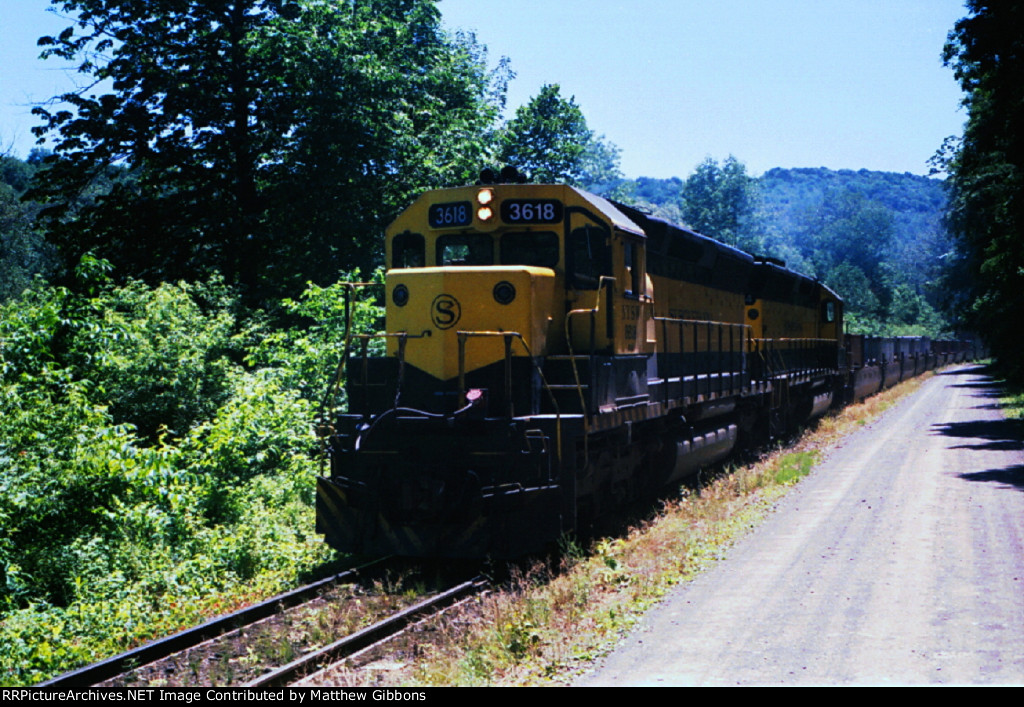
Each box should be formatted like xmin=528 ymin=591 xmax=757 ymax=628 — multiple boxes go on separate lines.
xmin=614 ymin=165 xmax=952 ymax=336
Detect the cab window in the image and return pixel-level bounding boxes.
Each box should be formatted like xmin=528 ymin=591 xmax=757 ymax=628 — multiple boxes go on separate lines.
xmin=500 ymin=231 xmax=559 ymax=268
xmin=624 ymin=238 xmax=645 ymax=297
xmin=822 ymin=300 xmax=836 ymax=323
xmin=437 ymin=233 xmax=493 ymax=265
xmin=568 ymin=225 xmax=610 ymax=289
xmin=392 ymin=231 xmax=424 ymax=269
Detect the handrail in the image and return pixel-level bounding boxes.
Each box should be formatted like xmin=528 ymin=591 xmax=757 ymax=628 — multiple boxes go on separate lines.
xmin=318 ymin=281 xmax=384 ymax=428
xmin=749 ymin=337 xmax=839 ymax=380
xmin=564 ymin=275 xmax=616 ymax=422
xmin=454 ymin=329 xmax=562 ymax=466
xmin=319 ymin=329 xmax=432 ymax=437
xmin=651 ymin=316 xmax=752 ymax=404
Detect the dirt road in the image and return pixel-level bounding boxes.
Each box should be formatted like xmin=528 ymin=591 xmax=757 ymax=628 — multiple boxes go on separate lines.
xmin=576 ymin=364 xmax=1024 ymax=686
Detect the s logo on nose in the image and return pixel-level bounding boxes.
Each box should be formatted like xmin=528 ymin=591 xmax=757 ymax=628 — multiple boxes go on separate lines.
xmin=431 ymin=294 xmax=461 ymax=330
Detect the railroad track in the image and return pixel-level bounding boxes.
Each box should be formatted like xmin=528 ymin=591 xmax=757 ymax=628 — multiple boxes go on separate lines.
xmin=38 ymin=559 xmax=482 ymax=687
xmin=247 ymin=578 xmax=486 ymax=687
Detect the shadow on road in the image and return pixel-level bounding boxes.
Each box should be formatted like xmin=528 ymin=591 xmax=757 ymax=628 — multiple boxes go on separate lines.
xmin=931 ymin=418 xmax=1024 ymax=451
xmin=956 ymin=465 xmax=1024 ymax=492
xmin=939 ymin=364 xmax=1009 ymax=400
xmin=930 ymin=367 xmax=1024 ymax=490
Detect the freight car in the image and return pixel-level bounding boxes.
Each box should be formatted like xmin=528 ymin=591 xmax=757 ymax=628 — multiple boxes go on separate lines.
xmin=843 ymin=334 xmax=980 ymax=403
xmin=315 ymin=171 xmax=965 ymax=559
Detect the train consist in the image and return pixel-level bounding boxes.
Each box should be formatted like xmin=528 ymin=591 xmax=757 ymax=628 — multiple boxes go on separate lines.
xmin=316 ymin=172 xmax=979 ymax=559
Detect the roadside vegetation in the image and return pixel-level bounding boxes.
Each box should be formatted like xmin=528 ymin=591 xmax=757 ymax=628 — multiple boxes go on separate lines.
xmin=993 ymin=374 xmax=1024 ymax=425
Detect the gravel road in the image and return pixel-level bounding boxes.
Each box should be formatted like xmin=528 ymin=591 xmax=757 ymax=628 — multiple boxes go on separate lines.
xmin=576 ymin=364 xmax=1024 ymax=686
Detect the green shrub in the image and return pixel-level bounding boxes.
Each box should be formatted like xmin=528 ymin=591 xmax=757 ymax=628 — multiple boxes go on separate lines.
xmin=247 ymin=272 xmax=385 ymax=405
xmin=0 ymin=272 xmax=360 ymax=684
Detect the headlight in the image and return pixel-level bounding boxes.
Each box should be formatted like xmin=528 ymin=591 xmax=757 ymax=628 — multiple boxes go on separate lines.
xmin=393 ymin=284 xmax=409 ymax=307
xmin=493 ymin=281 xmax=516 ymax=305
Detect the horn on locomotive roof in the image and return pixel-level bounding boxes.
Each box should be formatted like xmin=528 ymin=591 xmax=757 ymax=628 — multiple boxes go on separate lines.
xmin=478 ymin=166 xmax=529 ymax=185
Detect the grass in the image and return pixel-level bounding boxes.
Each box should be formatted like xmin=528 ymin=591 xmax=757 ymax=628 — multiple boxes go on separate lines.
xmin=998 ymin=382 xmax=1024 ymax=420
xmin=393 ymin=374 xmax=933 ymax=687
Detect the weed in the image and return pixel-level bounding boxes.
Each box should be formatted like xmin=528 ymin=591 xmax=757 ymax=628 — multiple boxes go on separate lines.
xmin=773 ymin=451 xmax=820 ymax=485
xmin=557 ymin=534 xmax=587 ymax=569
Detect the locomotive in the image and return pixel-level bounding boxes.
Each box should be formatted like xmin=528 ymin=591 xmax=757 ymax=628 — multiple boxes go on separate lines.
xmin=315 ymin=171 xmax=973 ymax=559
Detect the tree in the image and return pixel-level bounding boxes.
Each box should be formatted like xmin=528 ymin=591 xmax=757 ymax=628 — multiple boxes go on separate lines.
xmin=680 ymin=156 xmax=761 ymax=252
xmin=1 ymin=155 xmax=55 ymax=300
xmin=578 ymin=134 xmax=624 ymax=193
xmin=939 ymin=1 xmax=1024 ymax=375
xmin=824 ymin=261 xmax=882 ymax=331
xmin=497 ymin=84 xmax=616 ymax=186
xmin=812 ymin=190 xmax=895 ymax=282
xmin=886 ymin=284 xmax=946 ymax=336
xmin=29 ymin=0 xmax=504 ymax=301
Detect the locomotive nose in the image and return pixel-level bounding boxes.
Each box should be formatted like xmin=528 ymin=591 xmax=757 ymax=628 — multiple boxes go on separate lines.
xmin=385 ymin=266 xmax=558 ymax=382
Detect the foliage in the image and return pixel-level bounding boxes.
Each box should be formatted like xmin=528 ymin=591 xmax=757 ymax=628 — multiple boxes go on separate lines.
xmin=773 ymin=451 xmax=820 ymax=485
xmin=938 ymin=1 xmax=1024 ymax=379
xmin=498 ymin=84 xmax=588 ymax=184
xmin=809 ymin=191 xmax=894 ymax=281
xmin=680 ymin=156 xmax=762 ymax=253
xmin=618 ymin=166 xmax=954 ymax=337
xmin=0 ymin=269 xmax=362 ymax=684
xmin=497 ymin=84 xmax=621 ymax=188
xmin=72 ymin=277 xmax=242 ymax=440
xmin=246 ymin=272 xmax=385 ymax=406
xmin=578 ymin=135 xmax=625 ymax=194
xmin=824 ymin=261 xmax=882 ymax=332
xmin=1 ymin=154 xmax=56 ymax=301
xmin=28 ymin=0 xmax=505 ymax=302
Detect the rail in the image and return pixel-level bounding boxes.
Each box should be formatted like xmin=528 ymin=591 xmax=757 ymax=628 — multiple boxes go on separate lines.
xmin=246 ymin=578 xmax=487 ymax=687
xmin=751 ymin=337 xmax=840 ymax=380
xmin=37 ymin=559 xmax=392 ymax=687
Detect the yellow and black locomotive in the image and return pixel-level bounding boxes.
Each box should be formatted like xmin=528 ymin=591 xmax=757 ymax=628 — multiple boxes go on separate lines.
xmin=316 ymin=170 xmax=856 ymax=558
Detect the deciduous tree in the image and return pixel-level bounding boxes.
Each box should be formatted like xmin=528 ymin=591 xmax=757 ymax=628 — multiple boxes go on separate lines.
xmin=29 ymin=0 xmax=504 ymax=301
xmin=497 ymin=84 xmax=619 ymax=187
xmin=680 ymin=155 xmax=761 ymax=252
xmin=939 ymin=0 xmax=1024 ymax=374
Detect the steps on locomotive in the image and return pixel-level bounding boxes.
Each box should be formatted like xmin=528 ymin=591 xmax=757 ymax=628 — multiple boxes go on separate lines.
xmin=540 ymin=355 xmax=592 ymax=414
xmin=540 ymin=354 xmax=657 ymax=415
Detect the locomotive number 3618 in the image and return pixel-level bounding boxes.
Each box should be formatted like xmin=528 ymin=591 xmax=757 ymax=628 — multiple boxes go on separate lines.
xmin=501 ymin=199 xmax=563 ymax=224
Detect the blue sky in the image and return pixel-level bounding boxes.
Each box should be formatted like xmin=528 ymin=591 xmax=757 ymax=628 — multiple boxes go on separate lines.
xmin=1 ymin=0 xmax=969 ymax=178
